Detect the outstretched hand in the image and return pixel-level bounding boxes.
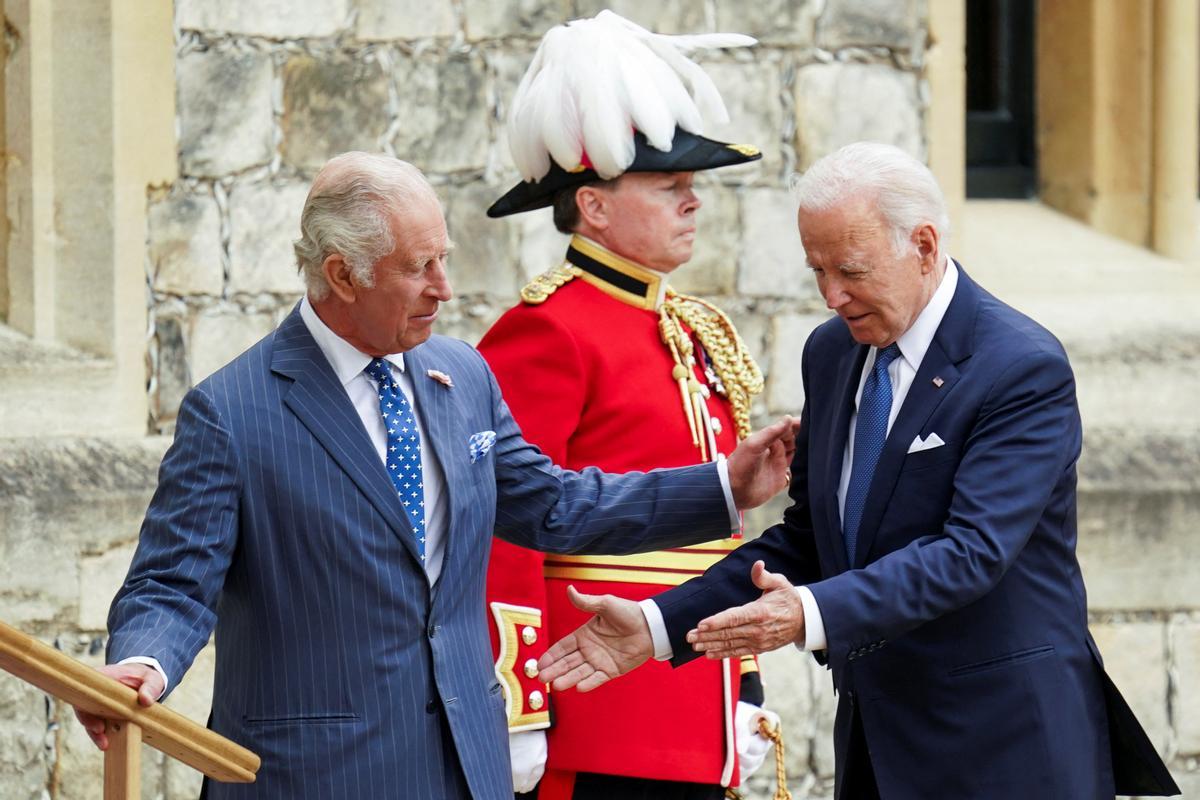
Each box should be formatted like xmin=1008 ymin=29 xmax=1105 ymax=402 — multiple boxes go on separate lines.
xmin=727 ymin=416 xmax=800 ymax=509
xmin=536 ymin=586 xmax=653 ymax=692
xmin=686 ymin=560 xmax=805 ymax=659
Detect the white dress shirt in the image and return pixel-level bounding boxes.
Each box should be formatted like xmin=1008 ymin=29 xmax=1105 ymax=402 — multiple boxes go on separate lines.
xmin=643 ymin=260 xmax=959 ymax=659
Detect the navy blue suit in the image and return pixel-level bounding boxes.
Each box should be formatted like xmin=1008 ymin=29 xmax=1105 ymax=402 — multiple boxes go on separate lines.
xmin=107 ymin=307 xmax=731 ymax=799
xmin=657 ymin=269 xmax=1177 ymax=799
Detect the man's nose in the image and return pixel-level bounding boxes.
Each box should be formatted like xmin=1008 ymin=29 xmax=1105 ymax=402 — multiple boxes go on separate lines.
xmin=429 ymin=262 xmax=453 ymax=301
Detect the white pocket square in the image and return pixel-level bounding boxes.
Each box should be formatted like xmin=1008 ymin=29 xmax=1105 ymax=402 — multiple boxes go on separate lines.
xmin=907 ymin=432 xmax=945 ymax=454
xmin=468 ymin=430 xmax=496 ymax=463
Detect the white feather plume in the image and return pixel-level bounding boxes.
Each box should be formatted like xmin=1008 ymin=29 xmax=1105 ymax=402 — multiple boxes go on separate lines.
xmin=506 ymin=10 xmax=756 ymax=181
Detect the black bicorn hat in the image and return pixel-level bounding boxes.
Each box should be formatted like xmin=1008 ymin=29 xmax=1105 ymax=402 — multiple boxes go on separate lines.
xmin=488 ymin=10 xmax=763 ymax=218
xmin=487 ymin=128 xmax=761 ymax=218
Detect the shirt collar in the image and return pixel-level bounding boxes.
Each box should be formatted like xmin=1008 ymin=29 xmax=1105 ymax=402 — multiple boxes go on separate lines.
xmin=299 ymin=295 xmax=406 ymax=386
xmin=893 ymin=258 xmax=958 ymax=372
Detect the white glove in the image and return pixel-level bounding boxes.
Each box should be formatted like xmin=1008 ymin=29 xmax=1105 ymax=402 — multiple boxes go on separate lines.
xmin=509 ymin=729 xmax=548 ymax=794
xmin=736 ymin=701 xmax=779 ymax=779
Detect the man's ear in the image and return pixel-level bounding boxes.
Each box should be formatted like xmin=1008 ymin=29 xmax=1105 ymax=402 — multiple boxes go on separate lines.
xmin=914 ymin=222 xmax=940 ymax=274
xmin=574 ymin=185 xmax=611 ymax=231
xmin=322 ymin=253 xmax=357 ymax=303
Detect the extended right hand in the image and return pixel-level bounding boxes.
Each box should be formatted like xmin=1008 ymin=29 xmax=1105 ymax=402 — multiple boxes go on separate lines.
xmin=536 ymin=586 xmax=651 ymax=692
xmin=73 ymin=663 xmax=164 ymax=750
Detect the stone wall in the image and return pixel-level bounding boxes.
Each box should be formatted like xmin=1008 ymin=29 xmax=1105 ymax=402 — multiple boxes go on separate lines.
xmin=2 ymin=1 xmax=1198 ymax=798
xmin=147 ymin=0 xmax=929 ymax=435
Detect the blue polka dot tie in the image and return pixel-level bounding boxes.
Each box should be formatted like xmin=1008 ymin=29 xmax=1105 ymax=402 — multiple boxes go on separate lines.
xmin=842 ymin=343 xmax=902 ymax=565
xmin=364 ymin=358 xmax=426 ymax=564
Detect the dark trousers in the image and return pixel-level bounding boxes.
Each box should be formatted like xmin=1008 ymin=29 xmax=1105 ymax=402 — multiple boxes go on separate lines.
xmin=841 ymin=707 xmax=881 ymax=800
xmin=517 ymin=772 xmax=725 ymax=800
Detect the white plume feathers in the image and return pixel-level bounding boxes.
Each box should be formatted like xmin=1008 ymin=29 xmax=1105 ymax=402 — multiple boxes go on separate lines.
xmin=506 ymin=10 xmax=756 ymax=181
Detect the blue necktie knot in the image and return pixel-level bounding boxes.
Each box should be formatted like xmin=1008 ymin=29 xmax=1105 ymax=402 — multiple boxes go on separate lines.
xmin=364 ymin=358 xmax=427 ymax=563
xmin=842 ymin=343 xmax=902 ymax=565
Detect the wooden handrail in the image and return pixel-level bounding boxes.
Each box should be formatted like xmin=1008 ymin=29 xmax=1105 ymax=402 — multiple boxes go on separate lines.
xmin=0 ymin=619 xmax=259 ymax=786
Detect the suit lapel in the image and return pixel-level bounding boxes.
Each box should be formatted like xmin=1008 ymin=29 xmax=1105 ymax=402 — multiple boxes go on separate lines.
xmin=403 ymin=343 xmax=467 ymax=582
xmin=851 ymin=265 xmax=980 ymax=567
xmin=271 ymin=308 xmax=420 ymax=561
xmin=824 ymin=342 xmax=868 ymax=574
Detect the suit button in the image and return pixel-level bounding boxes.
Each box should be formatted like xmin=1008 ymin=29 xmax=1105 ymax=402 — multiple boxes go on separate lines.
xmin=521 ymin=626 xmax=538 ymax=646
xmin=425 ymin=700 xmax=437 ymax=714
xmin=428 ymin=625 xmax=440 ymax=639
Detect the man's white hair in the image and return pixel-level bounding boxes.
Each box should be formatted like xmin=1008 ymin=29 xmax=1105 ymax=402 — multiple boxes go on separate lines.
xmin=790 ymin=142 xmax=950 ymax=257
xmin=294 ymin=152 xmax=438 ymax=300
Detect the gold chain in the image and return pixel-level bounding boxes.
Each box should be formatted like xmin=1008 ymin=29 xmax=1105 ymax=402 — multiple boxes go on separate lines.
xmin=664 ymin=291 xmax=763 ymax=440
xmin=724 ymin=717 xmax=792 ymax=800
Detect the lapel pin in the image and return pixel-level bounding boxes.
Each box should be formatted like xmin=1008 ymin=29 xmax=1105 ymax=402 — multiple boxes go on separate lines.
xmin=932 ymin=376 xmax=945 ymax=388
xmin=426 ymin=369 xmax=454 ymax=388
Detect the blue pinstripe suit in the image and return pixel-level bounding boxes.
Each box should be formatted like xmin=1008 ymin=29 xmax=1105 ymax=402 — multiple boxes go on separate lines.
xmin=107 ymin=307 xmax=731 ymax=799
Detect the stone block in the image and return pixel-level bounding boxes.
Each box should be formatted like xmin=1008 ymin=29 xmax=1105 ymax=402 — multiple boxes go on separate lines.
xmin=463 ymin=0 xmax=569 ymax=40
xmin=392 ymin=52 xmax=490 ymax=174
xmin=445 ymin=182 xmax=522 ymax=298
xmin=0 ymin=673 xmax=48 ymax=798
xmin=714 ymin=0 xmax=818 ymax=45
xmin=153 ymin=313 xmax=191 ymax=427
xmin=674 ymin=183 xmax=740 ymax=297
xmin=78 ymin=544 xmax=137 ymax=631
xmin=176 ymin=0 xmax=348 ymax=39
xmin=703 ymin=59 xmax=785 ymax=180
xmin=793 ymin=63 xmax=922 ymax=171
xmin=738 ymin=187 xmax=815 ymax=300
xmin=1174 ymin=621 xmax=1200 ymax=756
xmin=572 ymin=0 xmax=708 ymax=34
xmin=516 ymin=210 xmax=571 ymax=283
xmin=767 ymin=313 xmax=833 ymax=414
xmin=817 ymin=0 xmax=924 ymax=52
xmin=190 ymin=308 xmax=276 ymax=383
xmin=148 ymin=188 xmax=223 ymax=296
xmin=1091 ymin=621 xmax=1170 ymax=753
xmin=282 ymin=54 xmax=391 ymax=172
xmin=432 ymin=300 xmax=503 ymax=347
xmin=1075 ymin=485 xmax=1200 ymax=612
xmin=178 ymin=48 xmax=274 ymax=179
xmin=228 ymin=180 xmax=310 ymax=296
xmin=165 ymin=641 xmax=216 ymax=725
xmin=0 ymin=439 xmax=165 ymax=625
xmin=357 ymin=0 xmax=457 ymax=40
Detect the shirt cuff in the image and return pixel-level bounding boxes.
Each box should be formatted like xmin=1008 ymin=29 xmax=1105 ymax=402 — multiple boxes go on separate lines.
xmin=715 ymin=456 xmax=741 ymax=534
xmin=117 ymin=656 xmax=169 ymax=700
xmin=639 ymin=599 xmax=674 ymax=661
xmin=796 ymin=586 xmax=827 ymax=652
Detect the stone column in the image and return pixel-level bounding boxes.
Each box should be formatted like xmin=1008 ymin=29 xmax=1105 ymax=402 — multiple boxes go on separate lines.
xmin=1150 ymin=0 xmax=1198 ymax=261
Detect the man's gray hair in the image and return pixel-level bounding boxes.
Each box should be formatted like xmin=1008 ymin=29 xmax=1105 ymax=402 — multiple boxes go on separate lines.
xmin=791 ymin=142 xmax=950 ymax=256
xmin=294 ymin=152 xmax=438 ymax=300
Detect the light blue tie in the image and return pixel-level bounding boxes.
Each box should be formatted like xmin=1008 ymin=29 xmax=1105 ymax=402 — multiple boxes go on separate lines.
xmin=364 ymin=358 xmax=426 ymax=564
xmin=842 ymin=343 xmax=901 ymax=565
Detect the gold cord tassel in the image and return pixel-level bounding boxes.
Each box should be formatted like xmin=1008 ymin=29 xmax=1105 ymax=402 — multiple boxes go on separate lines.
xmin=724 ymin=718 xmax=792 ymax=800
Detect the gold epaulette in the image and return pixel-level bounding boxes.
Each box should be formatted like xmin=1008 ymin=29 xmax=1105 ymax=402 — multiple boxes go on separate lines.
xmin=520 ymin=264 xmax=583 ymax=304
xmin=663 ymin=291 xmax=764 ymax=440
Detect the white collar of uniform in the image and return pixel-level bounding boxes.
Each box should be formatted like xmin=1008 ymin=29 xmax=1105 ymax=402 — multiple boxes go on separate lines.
xmin=299 ymin=295 xmax=406 ymax=386
xmin=892 ymin=257 xmax=959 ymax=372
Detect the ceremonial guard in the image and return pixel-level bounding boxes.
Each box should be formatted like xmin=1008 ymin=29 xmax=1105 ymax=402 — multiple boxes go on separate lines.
xmin=479 ymin=13 xmax=782 ymax=800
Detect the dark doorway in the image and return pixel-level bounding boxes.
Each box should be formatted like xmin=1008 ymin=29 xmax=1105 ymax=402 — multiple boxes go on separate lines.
xmin=965 ymin=0 xmax=1036 ymax=198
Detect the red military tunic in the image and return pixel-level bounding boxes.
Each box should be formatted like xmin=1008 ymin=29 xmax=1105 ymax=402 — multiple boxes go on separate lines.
xmin=481 ymin=235 xmax=762 ymax=792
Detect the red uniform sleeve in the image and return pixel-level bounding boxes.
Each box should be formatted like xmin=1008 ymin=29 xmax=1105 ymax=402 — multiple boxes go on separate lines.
xmin=479 ymin=304 xmax=587 ymax=731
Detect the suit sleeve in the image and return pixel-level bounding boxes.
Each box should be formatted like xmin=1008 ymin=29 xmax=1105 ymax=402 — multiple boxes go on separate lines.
xmin=106 ymin=386 xmax=240 ymax=695
xmin=479 ymin=308 xmax=586 ymax=731
xmin=807 ymin=347 xmax=1082 ymax=670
